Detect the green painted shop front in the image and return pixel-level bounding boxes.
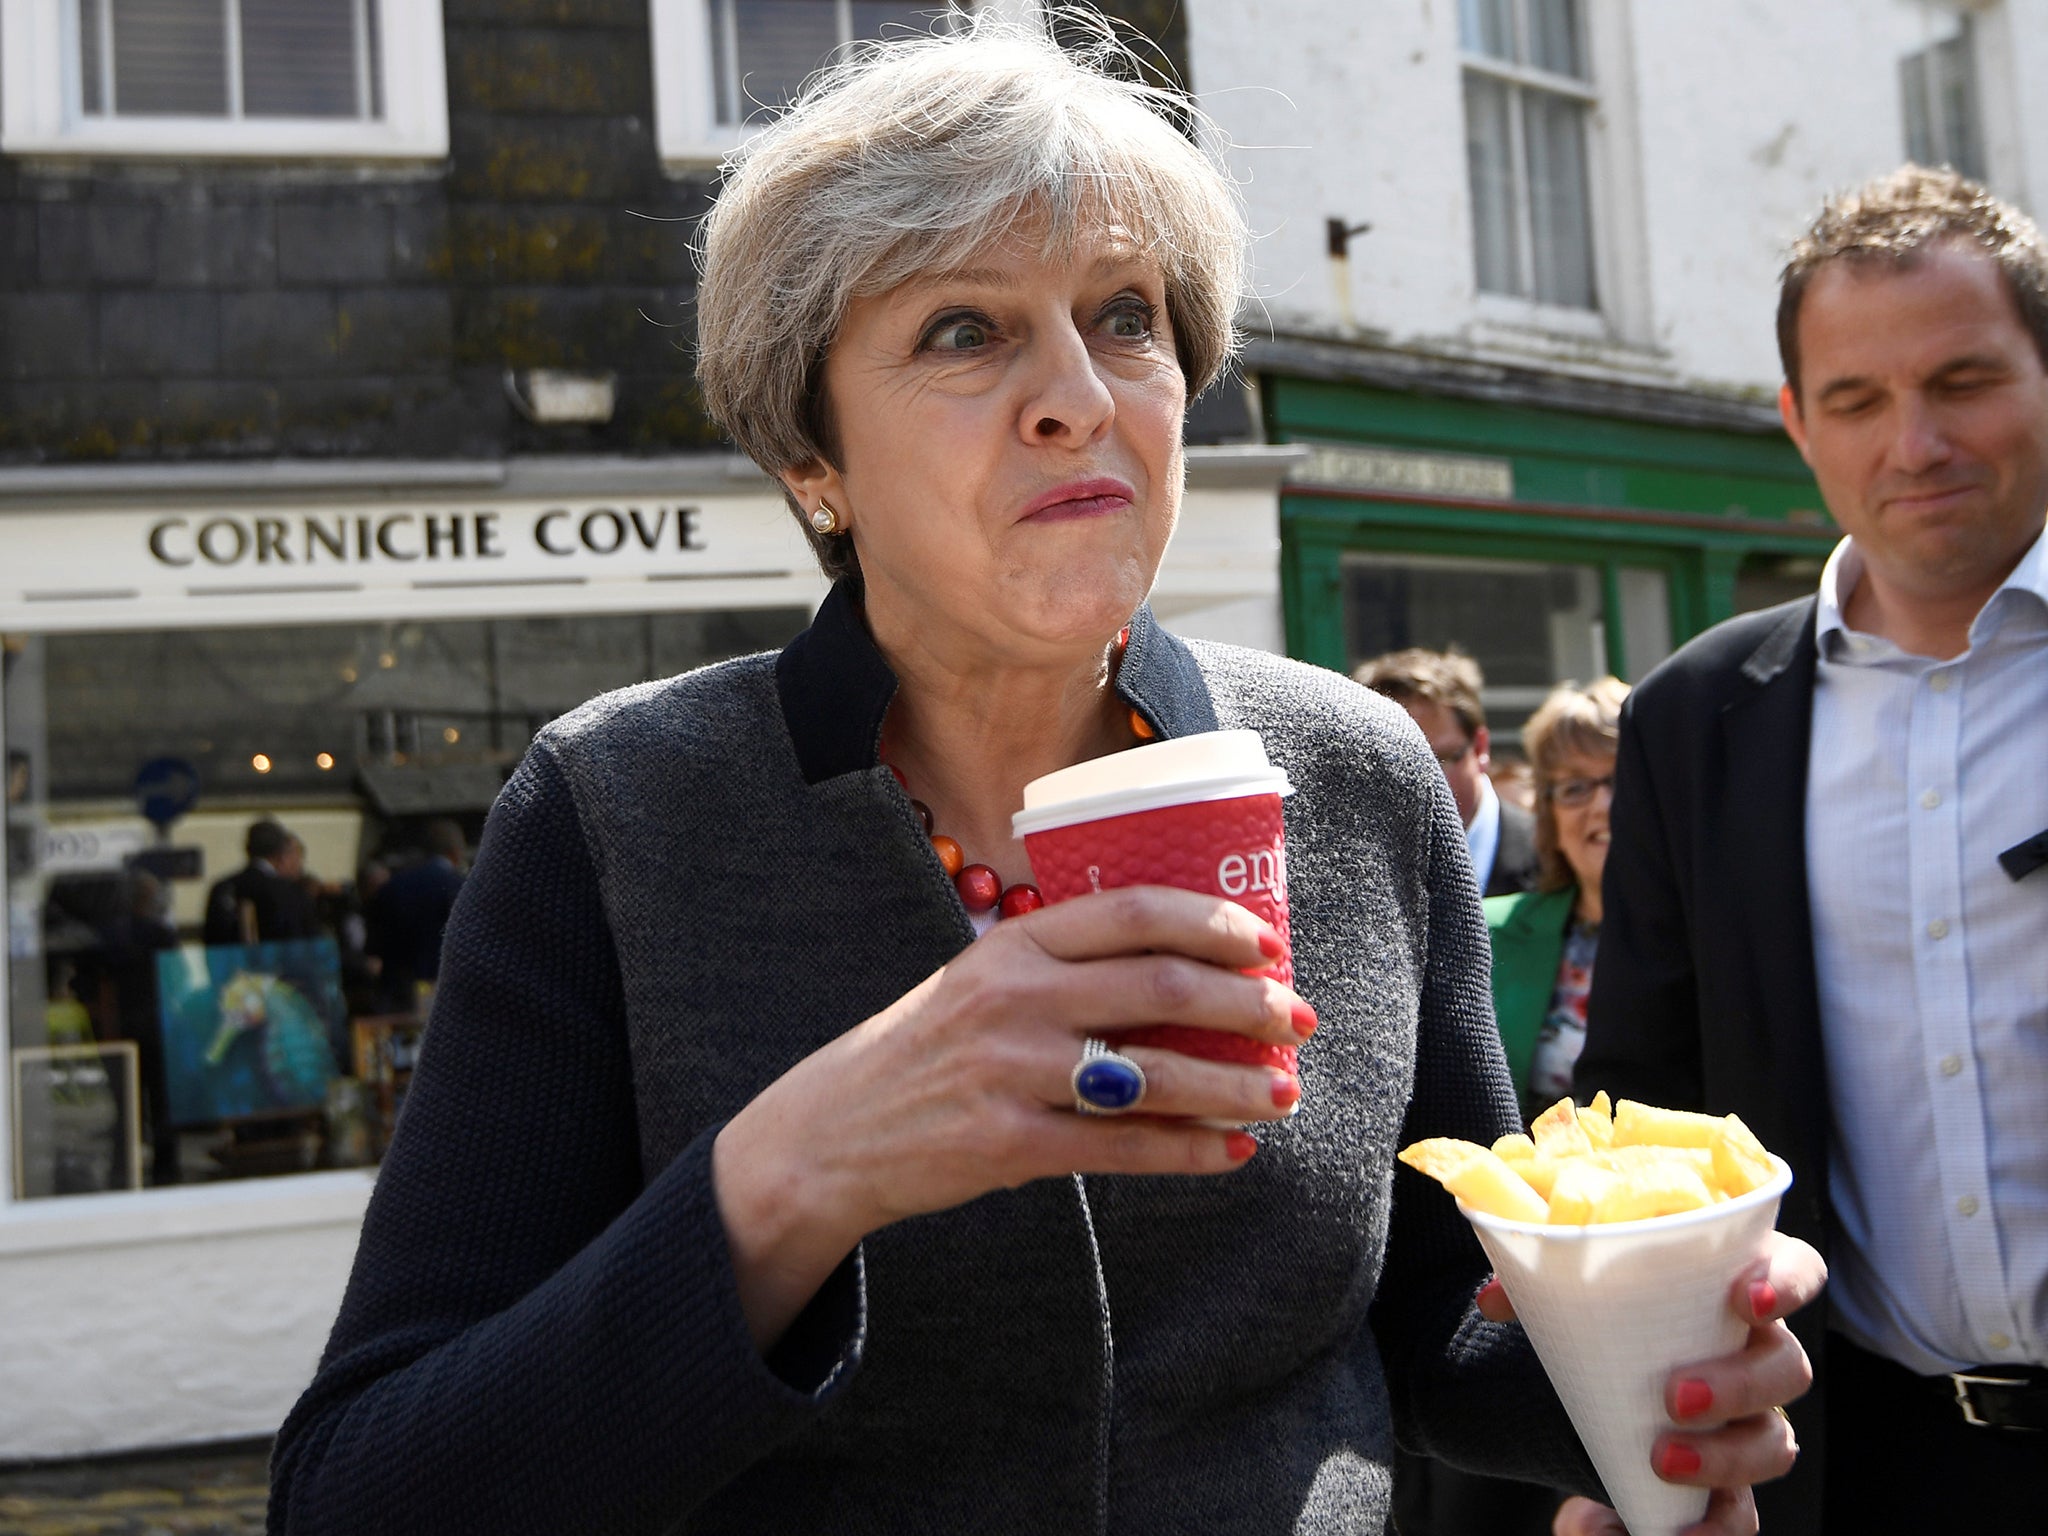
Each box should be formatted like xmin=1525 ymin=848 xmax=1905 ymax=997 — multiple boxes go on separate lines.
xmin=1264 ymin=376 xmax=1843 ymax=735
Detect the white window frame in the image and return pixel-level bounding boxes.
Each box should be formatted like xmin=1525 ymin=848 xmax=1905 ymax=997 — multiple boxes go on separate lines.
xmin=1 ymin=0 xmax=448 ymax=161
xmin=1457 ymin=0 xmax=1652 ymax=349
xmin=651 ymin=0 xmax=997 ymax=167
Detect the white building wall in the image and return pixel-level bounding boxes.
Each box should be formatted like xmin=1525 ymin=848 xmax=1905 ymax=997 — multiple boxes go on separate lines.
xmin=1189 ymin=0 xmax=2048 ymax=399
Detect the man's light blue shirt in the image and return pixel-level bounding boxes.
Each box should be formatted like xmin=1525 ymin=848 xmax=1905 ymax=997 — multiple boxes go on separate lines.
xmin=1806 ymin=529 xmax=2048 ymax=1373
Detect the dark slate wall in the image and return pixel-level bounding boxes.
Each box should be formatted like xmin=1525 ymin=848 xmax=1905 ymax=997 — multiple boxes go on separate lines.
xmin=0 ymin=0 xmax=719 ymax=465
xmin=0 ymin=0 xmax=1230 ymax=467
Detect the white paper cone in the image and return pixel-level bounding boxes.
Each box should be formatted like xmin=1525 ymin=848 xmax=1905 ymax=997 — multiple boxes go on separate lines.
xmin=1463 ymin=1158 xmax=1793 ymax=1536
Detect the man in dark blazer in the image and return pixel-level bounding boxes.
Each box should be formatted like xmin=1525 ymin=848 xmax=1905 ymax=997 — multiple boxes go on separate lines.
xmin=202 ymin=818 xmax=318 ymax=947
xmin=1577 ymin=166 xmax=2048 ymax=1535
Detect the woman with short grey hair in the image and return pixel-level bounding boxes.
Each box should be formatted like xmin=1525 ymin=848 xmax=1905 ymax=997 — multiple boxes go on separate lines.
xmin=270 ymin=17 xmax=1818 ymax=1535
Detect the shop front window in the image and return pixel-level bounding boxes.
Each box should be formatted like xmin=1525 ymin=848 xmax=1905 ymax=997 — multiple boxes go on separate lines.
xmin=1342 ymin=551 xmax=1637 ymax=742
xmin=3 ymin=606 xmax=806 ymax=1199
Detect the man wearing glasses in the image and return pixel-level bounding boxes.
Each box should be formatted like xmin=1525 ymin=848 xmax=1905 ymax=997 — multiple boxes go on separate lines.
xmin=1356 ymin=648 xmax=1539 ymax=898
xmin=1576 ymin=166 xmax=2048 ymax=1534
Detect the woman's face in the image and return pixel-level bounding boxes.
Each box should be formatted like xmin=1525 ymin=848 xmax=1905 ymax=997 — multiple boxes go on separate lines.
xmin=1547 ymin=747 xmax=1616 ymax=898
xmin=788 ymin=223 xmax=1187 ymax=668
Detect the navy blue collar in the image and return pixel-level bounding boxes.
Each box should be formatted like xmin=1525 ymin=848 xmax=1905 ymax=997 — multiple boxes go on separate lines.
xmin=774 ymin=579 xmax=1218 ymax=786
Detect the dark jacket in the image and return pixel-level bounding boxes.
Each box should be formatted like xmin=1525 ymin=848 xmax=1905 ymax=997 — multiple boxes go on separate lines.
xmin=1484 ymin=884 xmax=1578 ymax=1109
xmin=201 ymin=862 xmax=317 ymax=947
xmin=1574 ymin=596 xmax=1826 ymax=1534
xmin=365 ymin=856 xmax=465 ymax=996
xmin=271 ymin=585 xmax=1593 ymax=1536
xmin=1484 ymin=798 xmax=1541 ymax=897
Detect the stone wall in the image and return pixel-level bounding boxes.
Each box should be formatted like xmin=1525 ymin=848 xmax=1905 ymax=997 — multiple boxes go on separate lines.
xmin=0 ymin=0 xmax=719 ymax=465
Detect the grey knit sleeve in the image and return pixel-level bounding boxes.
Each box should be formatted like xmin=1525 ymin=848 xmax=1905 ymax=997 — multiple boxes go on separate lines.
xmin=1367 ymin=778 xmax=1602 ymax=1496
xmin=267 ymin=741 xmax=865 ymax=1536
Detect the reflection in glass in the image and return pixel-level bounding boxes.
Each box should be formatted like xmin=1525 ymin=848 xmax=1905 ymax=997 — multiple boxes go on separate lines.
xmin=731 ymin=0 xmax=839 ymax=124
xmin=1466 ymin=74 xmax=1522 ymax=298
xmin=1526 ymin=0 xmax=1582 ymax=78
xmin=1458 ymin=0 xmax=1514 ymax=59
xmin=1524 ymin=89 xmax=1595 ymax=309
xmin=109 ymin=0 xmax=229 ymax=115
xmin=3 ymin=606 xmax=809 ymax=1195
xmin=1342 ymin=552 xmax=1606 ymax=738
xmin=242 ymin=0 xmax=366 ymax=118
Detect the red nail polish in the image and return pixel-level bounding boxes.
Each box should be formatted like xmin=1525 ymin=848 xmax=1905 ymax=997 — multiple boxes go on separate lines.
xmin=1658 ymin=1442 xmax=1702 ymax=1479
xmin=1271 ymin=1074 xmax=1301 ymax=1110
xmin=1749 ymin=1279 xmax=1779 ymax=1319
xmin=1225 ymin=1131 xmax=1258 ymax=1161
xmin=1257 ymin=929 xmax=1286 ymax=960
xmin=1290 ymin=1000 xmax=1318 ymax=1037
xmin=1673 ymin=1379 xmax=1714 ymax=1419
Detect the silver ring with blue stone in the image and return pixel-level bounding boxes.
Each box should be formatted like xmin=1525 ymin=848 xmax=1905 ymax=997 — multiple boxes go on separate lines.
xmin=1072 ymin=1038 xmax=1147 ymax=1116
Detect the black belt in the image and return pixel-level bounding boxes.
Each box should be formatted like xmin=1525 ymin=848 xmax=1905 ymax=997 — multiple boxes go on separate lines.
xmin=1940 ymin=1366 xmax=2048 ymax=1432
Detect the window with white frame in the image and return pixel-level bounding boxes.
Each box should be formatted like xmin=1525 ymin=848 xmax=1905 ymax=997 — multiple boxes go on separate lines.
xmin=1459 ymin=0 xmax=1598 ymax=311
xmin=652 ymin=0 xmax=970 ymax=164
xmin=1900 ymin=11 xmax=1985 ymax=181
xmin=1 ymin=0 xmax=447 ymax=159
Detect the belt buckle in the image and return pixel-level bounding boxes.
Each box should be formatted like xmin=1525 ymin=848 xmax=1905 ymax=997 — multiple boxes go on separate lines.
xmin=1950 ymin=1371 xmax=2010 ymax=1428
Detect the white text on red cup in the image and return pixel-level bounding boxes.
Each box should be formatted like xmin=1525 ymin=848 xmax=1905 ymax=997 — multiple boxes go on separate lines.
xmin=1217 ymin=842 xmax=1287 ymax=900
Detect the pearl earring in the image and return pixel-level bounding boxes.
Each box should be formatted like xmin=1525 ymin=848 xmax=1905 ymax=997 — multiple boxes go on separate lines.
xmin=809 ymin=502 xmax=841 ymax=535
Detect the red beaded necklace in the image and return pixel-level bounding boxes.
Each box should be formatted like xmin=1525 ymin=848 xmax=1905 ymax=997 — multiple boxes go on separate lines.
xmin=883 ymin=628 xmax=1155 ymax=922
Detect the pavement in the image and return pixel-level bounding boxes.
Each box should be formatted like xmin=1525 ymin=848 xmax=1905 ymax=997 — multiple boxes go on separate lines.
xmin=0 ymin=1442 xmax=269 ymax=1536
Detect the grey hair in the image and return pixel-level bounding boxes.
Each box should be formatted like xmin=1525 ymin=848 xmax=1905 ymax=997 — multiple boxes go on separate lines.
xmin=694 ymin=8 xmax=1249 ymax=581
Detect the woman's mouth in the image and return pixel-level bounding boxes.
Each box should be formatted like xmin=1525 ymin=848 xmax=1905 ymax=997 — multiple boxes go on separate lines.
xmin=1019 ymin=477 xmax=1136 ymax=522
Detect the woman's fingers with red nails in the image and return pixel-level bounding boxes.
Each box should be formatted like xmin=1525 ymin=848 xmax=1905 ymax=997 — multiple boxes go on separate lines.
xmin=1732 ymin=1230 xmax=1827 ymax=1325
xmin=1475 ymin=1275 xmax=1515 ymax=1322
xmin=1678 ymin=1483 xmax=1761 ymax=1536
xmin=1551 ymin=1496 xmax=1627 ymax=1535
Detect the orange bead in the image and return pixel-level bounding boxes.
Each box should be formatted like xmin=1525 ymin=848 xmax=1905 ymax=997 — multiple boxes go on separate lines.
xmin=1129 ymin=708 xmax=1156 ymax=741
xmin=931 ymin=834 xmax=965 ymax=877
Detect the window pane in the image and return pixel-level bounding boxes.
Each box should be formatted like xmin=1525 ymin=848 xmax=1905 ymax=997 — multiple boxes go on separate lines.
xmin=110 ymin=0 xmax=229 ymax=116
xmin=1458 ymin=0 xmax=1513 ymax=59
xmin=1524 ymin=89 xmax=1596 ymax=308
xmin=1341 ymin=552 xmax=1606 ymax=738
xmin=1901 ymin=52 xmax=1935 ymax=165
xmin=3 ymin=607 xmax=808 ymax=1193
xmin=1932 ymin=32 xmax=1983 ymax=179
xmin=1616 ymin=567 xmax=1672 ymax=682
xmin=1526 ymin=0 xmax=1583 ymax=78
xmin=243 ymin=0 xmax=365 ymax=118
xmin=1465 ymin=72 xmax=1522 ymax=297
xmin=732 ymin=0 xmax=840 ymax=125
xmin=79 ymin=0 xmax=106 ymax=113
xmin=850 ymin=2 xmax=936 ymax=41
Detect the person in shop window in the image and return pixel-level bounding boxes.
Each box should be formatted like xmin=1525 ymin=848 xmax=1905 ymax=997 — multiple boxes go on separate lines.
xmin=365 ymin=819 xmax=468 ymax=1013
xmin=201 ymin=818 xmax=318 ymax=948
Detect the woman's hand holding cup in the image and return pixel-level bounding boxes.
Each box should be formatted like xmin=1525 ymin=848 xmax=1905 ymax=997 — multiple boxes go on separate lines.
xmin=713 ymin=884 xmax=1307 ymax=1348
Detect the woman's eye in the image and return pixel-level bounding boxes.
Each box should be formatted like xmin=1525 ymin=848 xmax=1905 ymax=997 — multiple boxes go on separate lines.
xmin=1102 ymin=301 xmax=1156 ymax=339
xmin=925 ymin=317 xmax=990 ymax=351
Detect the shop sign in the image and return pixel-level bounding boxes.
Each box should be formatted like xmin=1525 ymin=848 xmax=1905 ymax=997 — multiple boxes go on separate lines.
xmin=1290 ymin=442 xmax=1514 ymax=501
xmin=0 ymin=493 xmax=816 ymax=625
xmin=37 ymin=822 xmax=149 ymax=874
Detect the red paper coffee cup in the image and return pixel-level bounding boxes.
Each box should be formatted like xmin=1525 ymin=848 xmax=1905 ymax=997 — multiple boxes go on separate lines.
xmin=1012 ymin=729 xmax=1296 ymax=1073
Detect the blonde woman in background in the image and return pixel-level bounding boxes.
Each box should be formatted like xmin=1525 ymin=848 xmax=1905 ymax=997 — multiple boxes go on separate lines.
xmin=1484 ymin=678 xmax=1629 ymax=1120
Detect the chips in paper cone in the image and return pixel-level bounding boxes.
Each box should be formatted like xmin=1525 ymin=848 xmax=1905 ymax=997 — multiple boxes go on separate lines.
xmin=1400 ymin=1102 xmax=1792 ymax=1536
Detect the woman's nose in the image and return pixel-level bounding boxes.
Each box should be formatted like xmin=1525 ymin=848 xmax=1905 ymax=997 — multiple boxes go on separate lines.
xmin=1020 ymin=326 xmax=1115 ymax=446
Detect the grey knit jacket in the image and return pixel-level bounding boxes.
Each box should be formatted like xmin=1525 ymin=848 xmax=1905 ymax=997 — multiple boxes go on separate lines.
xmin=269 ymin=584 xmax=1593 ymax=1536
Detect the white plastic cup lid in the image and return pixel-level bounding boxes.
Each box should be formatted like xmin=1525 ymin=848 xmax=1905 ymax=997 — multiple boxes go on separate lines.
xmin=1011 ymin=728 xmax=1293 ymax=838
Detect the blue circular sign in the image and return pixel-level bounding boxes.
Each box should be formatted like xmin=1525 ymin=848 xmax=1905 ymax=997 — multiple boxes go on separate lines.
xmin=135 ymin=756 xmax=201 ymax=829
